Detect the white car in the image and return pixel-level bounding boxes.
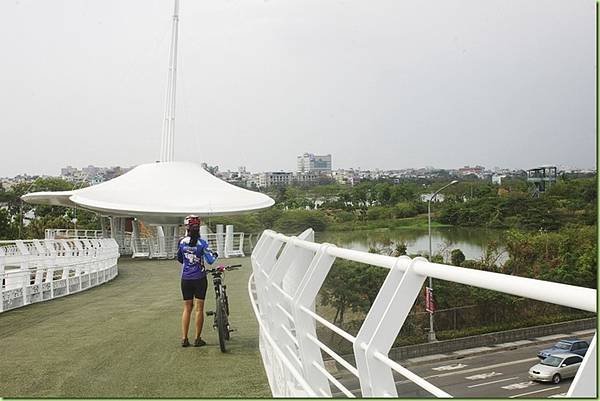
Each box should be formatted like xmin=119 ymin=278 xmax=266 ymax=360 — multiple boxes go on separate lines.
xmin=529 ymin=353 xmax=583 ymax=384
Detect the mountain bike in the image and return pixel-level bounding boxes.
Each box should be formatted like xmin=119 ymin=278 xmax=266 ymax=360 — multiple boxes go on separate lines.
xmin=205 ymin=264 xmax=241 ymax=352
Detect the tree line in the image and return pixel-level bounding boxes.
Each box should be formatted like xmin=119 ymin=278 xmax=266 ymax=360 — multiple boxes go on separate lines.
xmin=0 ymin=177 xmax=100 ymax=239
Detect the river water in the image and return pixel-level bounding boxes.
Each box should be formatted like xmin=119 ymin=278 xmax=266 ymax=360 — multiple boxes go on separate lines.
xmin=316 ymin=227 xmax=508 ymax=264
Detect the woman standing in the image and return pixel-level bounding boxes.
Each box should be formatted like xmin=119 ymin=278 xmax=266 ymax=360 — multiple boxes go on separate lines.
xmin=177 ymin=215 xmax=217 ymax=347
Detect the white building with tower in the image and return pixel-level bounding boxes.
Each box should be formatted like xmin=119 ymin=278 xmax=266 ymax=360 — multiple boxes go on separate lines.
xmin=21 ymin=0 xmax=274 ymax=259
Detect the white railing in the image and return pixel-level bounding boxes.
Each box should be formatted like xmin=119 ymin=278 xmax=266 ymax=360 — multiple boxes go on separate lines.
xmin=129 ymin=232 xmax=244 ymax=259
xmin=45 ymin=225 xmax=245 ymax=259
xmin=131 ymin=236 xmax=178 ymax=259
xmin=205 ymin=232 xmax=245 ymax=258
xmin=249 ymin=228 xmax=597 ymax=398
xmin=45 ymin=229 xmax=104 ymax=239
xmin=0 ymin=238 xmax=120 ymax=313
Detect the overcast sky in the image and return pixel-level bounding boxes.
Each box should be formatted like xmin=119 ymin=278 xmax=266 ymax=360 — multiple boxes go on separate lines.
xmin=0 ymin=0 xmax=596 ymax=177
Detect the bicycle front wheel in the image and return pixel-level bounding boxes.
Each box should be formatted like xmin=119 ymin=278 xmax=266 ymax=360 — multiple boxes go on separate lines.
xmin=216 ymin=297 xmax=228 ymax=353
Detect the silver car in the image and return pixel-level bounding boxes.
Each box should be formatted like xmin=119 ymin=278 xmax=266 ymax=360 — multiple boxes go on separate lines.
xmin=529 ymin=353 xmax=583 ymax=384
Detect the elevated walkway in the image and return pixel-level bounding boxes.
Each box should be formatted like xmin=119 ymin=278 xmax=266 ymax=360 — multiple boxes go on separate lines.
xmin=0 ymin=257 xmax=270 ymax=398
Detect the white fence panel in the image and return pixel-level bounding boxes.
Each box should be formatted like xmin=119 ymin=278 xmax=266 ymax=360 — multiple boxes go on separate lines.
xmin=0 ymin=238 xmax=120 ymax=313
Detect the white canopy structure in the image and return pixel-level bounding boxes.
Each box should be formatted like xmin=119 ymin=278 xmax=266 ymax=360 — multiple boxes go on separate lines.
xmin=21 ymin=161 xmax=274 ymax=225
xmin=21 ymin=1 xmax=274 ymax=258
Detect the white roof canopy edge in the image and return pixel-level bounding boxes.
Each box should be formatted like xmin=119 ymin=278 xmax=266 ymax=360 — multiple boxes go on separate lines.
xmin=21 ymin=2 xmax=276 ymax=225
xmin=22 ymin=162 xmax=275 ymax=224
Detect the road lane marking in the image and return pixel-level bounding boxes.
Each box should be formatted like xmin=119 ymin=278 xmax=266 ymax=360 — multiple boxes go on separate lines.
xmin=426 ymin=357 xmax=538 ymax=379
xmin=466 ymin=371 xmax=502 ymax=380
xmin=432 ymin=363 xmax=467 ymax=371
xmin=508 ymin=386 xmax=561 ymax=398
xmin=502 ymin=381 xmax=537 ymax=390
xmin=467 ymin=376 xmax=519 ymax=388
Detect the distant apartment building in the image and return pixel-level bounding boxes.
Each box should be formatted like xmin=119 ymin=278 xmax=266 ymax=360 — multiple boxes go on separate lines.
xmin=332 ymin=169 xmax=360 ymax=186
xmin=492 ymin=174 xmax=506 ymax=185
xmin=60 ymin=166 xmax=78 ymax=177
xmin=420 ymin=193 xmax=446 ymax=203
xmin=259 ymin=171 xmax=293 ymax=187
xmin=297 ymin=153 xmax=332 ymax=173
xmin=247 ymin=173 xmax=261 ymax=189
xmin=458 ymin=165 xmax=486 ymax=178
xmin=294 ymin=171 xmax=319 ymax=185
xmin=82 ymin=165 xmax=101 ymax=177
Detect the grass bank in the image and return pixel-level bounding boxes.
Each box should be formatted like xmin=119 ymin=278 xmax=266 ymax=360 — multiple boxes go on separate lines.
xmin=326 ymin=214 xmax=451 ymax=232
xmin=0 ymin=257 xmax=270 ymax=398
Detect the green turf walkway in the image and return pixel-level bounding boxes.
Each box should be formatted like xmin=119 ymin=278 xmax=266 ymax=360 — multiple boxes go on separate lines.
xmin=0 ymin=257 xmax=271 ymax=398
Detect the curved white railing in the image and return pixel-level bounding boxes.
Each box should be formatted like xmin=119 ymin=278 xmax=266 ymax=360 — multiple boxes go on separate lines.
xmin=249 ymin=228 xmax=597 ymax=398
xmin=0 ymin=238 xmax=120 ymax=313
xmin=45 ymin=228 xmax=105 ymax=239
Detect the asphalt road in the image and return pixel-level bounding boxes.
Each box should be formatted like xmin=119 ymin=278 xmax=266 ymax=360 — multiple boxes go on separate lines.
xmin=333 ymin=334 xmax=594 ymax=398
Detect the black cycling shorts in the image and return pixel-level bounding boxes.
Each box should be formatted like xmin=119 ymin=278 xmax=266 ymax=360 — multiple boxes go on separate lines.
xmin=181 ymin=277 xmax=208 ymax=301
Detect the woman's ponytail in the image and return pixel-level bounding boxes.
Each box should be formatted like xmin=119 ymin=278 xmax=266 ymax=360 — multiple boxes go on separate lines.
xmin=189 ymin=227 xmax=200 ymax=247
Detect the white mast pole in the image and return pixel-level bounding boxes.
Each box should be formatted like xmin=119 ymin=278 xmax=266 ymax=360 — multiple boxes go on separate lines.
xmin=160 ymin=0 xmax=180 ymax=162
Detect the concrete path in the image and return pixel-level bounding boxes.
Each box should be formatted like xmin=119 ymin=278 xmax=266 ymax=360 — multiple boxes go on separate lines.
xmin=0 ymin=257 xmax=270 ymax=398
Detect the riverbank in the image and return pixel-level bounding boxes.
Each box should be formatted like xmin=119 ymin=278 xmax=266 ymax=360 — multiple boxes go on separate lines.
xmin=325 ymin=214 xmax=451 ymax=232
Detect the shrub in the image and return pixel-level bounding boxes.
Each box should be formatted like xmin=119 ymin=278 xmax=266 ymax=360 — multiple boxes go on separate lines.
xmin=393 ymin=202 xmax=418 ymax=218
xmin=272 ymin=209 xmax=330 ymax=233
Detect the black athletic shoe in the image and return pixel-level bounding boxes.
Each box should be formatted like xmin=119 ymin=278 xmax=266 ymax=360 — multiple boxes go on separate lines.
xmin=181 ymin=338 xmax=190 ymax=347
xmin=194 ymin=338 xmax=206 ymax=347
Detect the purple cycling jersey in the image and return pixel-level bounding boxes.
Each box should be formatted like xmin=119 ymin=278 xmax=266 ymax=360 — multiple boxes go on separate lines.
xmin=177 ymin=237 xmax=217 ymax=280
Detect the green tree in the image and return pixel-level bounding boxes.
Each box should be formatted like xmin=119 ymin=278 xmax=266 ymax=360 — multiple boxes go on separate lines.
xmin=272 ymin=209 xmax=329 ymax=233
xmin=320 ymin=260 xmax=364 ymax=328
xmin=450 ymin=249 xmax=465 ymax=266
xmin=0 ymin=208 xmax=17 ymax=239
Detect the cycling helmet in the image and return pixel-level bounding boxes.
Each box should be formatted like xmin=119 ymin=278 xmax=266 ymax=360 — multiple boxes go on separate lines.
xmin=184 ymin=215 xmax=201 ymax=228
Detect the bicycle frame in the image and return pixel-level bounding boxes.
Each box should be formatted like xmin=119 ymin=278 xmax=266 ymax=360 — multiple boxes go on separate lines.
xmin=205 ymin=264 xmax=240 ymax=352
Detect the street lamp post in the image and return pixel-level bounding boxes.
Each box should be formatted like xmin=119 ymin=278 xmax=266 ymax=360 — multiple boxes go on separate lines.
xmin=427 ymin=180 xmax=458 ymax=342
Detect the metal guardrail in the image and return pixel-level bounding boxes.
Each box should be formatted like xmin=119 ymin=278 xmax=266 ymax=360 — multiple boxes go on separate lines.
xmin=0 ymin=238 xmax=120 ymax=313
xmin=249 ymin=228 xmax=597 ymax=398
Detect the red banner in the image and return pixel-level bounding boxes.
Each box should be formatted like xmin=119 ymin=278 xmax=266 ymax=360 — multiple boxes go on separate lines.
xmin=425 ymin=287 xmax=436 ymax=313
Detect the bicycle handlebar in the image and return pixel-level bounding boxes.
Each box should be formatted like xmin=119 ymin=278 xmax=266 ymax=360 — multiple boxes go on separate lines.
xmin=205 ymin=264 xmax=242 ymax=274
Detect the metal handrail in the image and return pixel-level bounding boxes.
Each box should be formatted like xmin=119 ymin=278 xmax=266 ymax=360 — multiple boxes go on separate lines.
xmin=250 ymin=228 xmax=597 ymax=398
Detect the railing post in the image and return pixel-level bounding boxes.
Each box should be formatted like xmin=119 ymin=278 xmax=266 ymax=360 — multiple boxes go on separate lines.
xmin=216 ymin=224 xmax=224 ymax=257
xmin=261 ymin=237 xmax=303 ymax=378
xmin=359 ymin=257 xmax=429 ymax=397
xmin=199 ymin=224 xmax=209 ymax=241
xmin=238 ymin=232 xmax=245 ymax=256
xmin=0 ymin=247 xmax=5 ymax=313
xmin=60 ymin=240 xmax=72 ymax=294
xmin=15 ymin=240 xmax=30 ymax=306
xmin=225 ymin=225 xmax=234 ymax=257
xmin=281 ymin=229 xmax=315 ymax=299
xmin=354 ymin=255 xmax=412 ymax=396
xmin=291 ymin=243 xmax=336 ymax=397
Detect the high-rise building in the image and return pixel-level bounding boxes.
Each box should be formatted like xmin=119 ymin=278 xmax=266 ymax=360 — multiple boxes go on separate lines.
xmin=297 ymin=153 xmax=332 ymax=173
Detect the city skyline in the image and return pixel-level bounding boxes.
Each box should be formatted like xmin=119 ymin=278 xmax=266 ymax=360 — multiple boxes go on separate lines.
xmin=1 ymin=159 xmax=596 ymax=181
xmin=0 ymin=0 xmax=595 ymax=177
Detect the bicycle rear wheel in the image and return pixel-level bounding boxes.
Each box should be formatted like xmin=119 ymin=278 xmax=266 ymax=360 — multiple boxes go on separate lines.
xmin=216 ymin=297 xmax=228 ymax=352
